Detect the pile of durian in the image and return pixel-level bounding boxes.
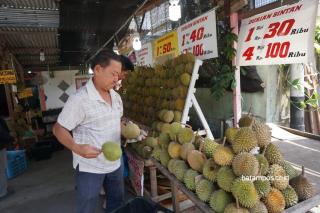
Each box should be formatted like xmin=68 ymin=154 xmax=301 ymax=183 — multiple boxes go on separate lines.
xmin=120 ymin=52 xmax=195 ymax=127
xmin=132 ymin=115 xmax=316 ymax=213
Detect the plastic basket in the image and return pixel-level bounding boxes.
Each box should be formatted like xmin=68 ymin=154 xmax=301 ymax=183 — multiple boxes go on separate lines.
xmin=6 ymin=150 xmax=27 ymax=179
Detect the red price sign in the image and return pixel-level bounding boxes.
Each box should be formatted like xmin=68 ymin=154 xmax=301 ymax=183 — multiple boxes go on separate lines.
xmin=236 ymin=0 xmax=318 ymax=66
xmin=178 ymin=9 xmax=218 ymax=60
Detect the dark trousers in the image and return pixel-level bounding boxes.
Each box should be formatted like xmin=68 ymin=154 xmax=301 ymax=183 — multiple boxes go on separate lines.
xmin=75 ymin=163 xmax=124 ymax=213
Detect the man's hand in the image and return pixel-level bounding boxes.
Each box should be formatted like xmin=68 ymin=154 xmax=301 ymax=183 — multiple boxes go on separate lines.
xmin=73 ymin=144 xmax=102 ymax=159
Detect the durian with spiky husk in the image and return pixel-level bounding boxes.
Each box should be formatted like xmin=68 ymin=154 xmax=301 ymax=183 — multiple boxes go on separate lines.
xmin=217 ymin=166 xmax=236 ymax=192
xmin=231 ymin=178 xmax=259 ymax=208
xmin=167 ymin=159 xmax=177 ymax=173
xmin=233 ymin=127 xmax=258 ymax=154
xmin=209 ymin=189 xmax=233 ymax=213
xmin=169 ymin=122 xmax=182 ymax=141
xmin=225 ymin=127 xmax=239 ymax=144
xmin=238 ymin=115 xmax=255 ymax=127
xmin=180 ymin=73 xmax=191 ymax=86
xmin=203 ymin=137 xmax=219 ymax=158
xmin=145 ymin=137 xmax=158 ymax=148
xmin=158 ymin=133 xmax=170 ymax=149
xmin=195 ymin=179 xmax=215 ymax=202
xmin=263 ymin=187 xmax=285 ymax=213
xmin=254 ymin=178 xmax=271 ymax=198
xmin=252 ymin=121 xmax=271 ymax=148
xmin=122 ymin=122 xmax=141 ymax=139
xmin=173 ymin=111 xmax=182 ymax=122
xmin=159 ymin=149 xmax=171 ymax=167
xmin=187 ymin=150 xmax=207 ymax=172
xmin=224 ymin=203 xmax=249 ymax=213
xmin=180 ymin=143 xmax=195 ymax=160
xmin=183 ymin=169 xmax=199 ymax=191
xmin=161 ymin=123 xmax=171 ymax=134
xmin=178 ymin=127 xmax=195 ymax=144
xmin=281 ymin=186 xmax=298 ymax=208
xmin=290 ymin=166 xmax=315 ymax=201
xmin=280 ymin=161 xmax=299 ymax=180
xmin=151 ymin=146 xmax=161 ymax=161
xmin=232 ymin=152 xmax=259 ymax=177
xmin=168 ymin=142 xmax=181 ymax=159
xmin=268 ymin=164 xmax=289 ymax=190
xmin=249 ymin=201 xmax=268 ymax=213
xmin=203 ymin=159 xmax=220 ymax=182
xmin=265 ymin=143 xmax=283 ymax=165
xmin=213 ymin=138 xmax=234 ymax=166
xmin=162 ymin=110 xmax=174 ymax=123
xmin=255 ymin=152 xmax=269 ymax=176
xmin=173 ymin=160 xmax=188 ymax=181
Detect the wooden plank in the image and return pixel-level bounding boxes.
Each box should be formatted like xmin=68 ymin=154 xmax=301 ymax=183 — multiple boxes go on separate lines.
xmin=153 ymin=192 xmax=172 ymax=202
xmin=279 ymin=125 xmax=320 ymax=141
xmin=284 ymin=193 xmax=320 ymax=213
xmin=151 ymin=158 xmax=214 ymax=213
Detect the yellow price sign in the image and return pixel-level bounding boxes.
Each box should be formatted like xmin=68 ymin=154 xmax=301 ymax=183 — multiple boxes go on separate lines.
xmin=18 ymin=88 xmax=33 ymax=99
xmin=0 ymin=69 xmax=16 ymax=84
xmin=154 ymin=31 xmax=179 ymax=59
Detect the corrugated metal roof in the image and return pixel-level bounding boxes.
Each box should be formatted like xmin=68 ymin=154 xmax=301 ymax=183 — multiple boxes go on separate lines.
xmin=0 ymin=7 xmax=59 ymax=28
xmin=17 ymin=55 xmax=59 ymax=65
xmin=0 ymin=29 xmax=58 ymax=48
xmin=0 ymin=0 xmax=58 ymax=10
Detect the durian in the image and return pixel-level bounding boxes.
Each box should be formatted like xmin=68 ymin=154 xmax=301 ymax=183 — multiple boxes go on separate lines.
xmin=231 ymin=178 xmax=259 ymax=208
xmin=263 ymin=187 xmax=285 ymax=213
xmin=290 ymin=166 xmax=315 ymax=201
xmin=233 ymin=127 xmax=258 ymax=154
xmin=195 ymin=179 xmax=215 ymax=202
xmin=252 ymin=121 xmax=271 ymax=148
xmin=265 ymin=143 xmax=283 ymax=165
xmin=173 ymin=160 xmax=188 ymax=181
xmin=280 ymin=161 xmax=299 ymax=180
xmin=183 ymin=169 xmax=199 ymax=191
xmin=225 ymin=127 xmax=239 ymax=144
xmin=249 ymin=201 xmax=268 ymax=213
xmin=238 ymin=115 xmax=255 ymax=127
xmin=209 ymin=189 xmax=232 ymax=213
xmin=203 ymin=137 xmax=219 ymax=158
xmin=178 ymin=127 xmax=195 ymax=144
xmin=254 ymin=178 xmax=271 ymax=198
xmin=187 ymin=150 xmax=207 ymax=172
xmin=180 ymin=143 xmax=195 ymax=160
xmin=213 ymin=138 xmax=234 ymax=166
xmin=202 ymin=159 xmax=220 ymax=182
xmin=268 ymin=164 xmax=289 ymax=190
xmin=217 ymin=166 xmax=236 ymax=192
xmin=159 ymin=149 xmax=171 ymax=167
xmin=281 ymin=186 xmax=298 ymax=208
xmin=224 ymin=202 xmax=249 ymax=213
xmin=232 ymin=152 xmax=259 ymax=177
xmin=168 ymin=142 xmax=181 ymax=159
xmin=122 ymin=122 xmax=140 ymax=139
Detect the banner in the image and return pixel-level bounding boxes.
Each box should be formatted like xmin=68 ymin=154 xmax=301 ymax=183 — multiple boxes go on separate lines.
xmin=17 ymin=88 xmax=33 ymax=99
xmin=135 ymin=43 xmax=153 ymax=66
xmin=153 ymin=31 xmax=179 ymax=59
xmin=236 ymin=0 xmax=318 ymax=66
xmin=177 ymin=9 xmax=218 ymax=60
xmin=0 ymin=69 xmax=16 ymax=84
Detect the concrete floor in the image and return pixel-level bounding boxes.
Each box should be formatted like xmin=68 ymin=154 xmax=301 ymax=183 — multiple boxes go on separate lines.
xmin=0 ymin=149 xmax=134 ymax=213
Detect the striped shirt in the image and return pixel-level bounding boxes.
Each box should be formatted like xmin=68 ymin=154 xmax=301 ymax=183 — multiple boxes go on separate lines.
xmin=57 ymin=78 xmax=123 ymax=174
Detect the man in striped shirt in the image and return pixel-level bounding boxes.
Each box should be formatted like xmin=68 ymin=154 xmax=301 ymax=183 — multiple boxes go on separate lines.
xmin=53 ymin=50 xmax=124 ymax=213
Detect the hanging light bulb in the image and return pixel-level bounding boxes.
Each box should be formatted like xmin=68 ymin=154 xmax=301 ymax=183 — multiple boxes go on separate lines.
xmin=40 ymin=49 xmax=45 ymax=62
xmin=169 ymin=0 xmax=181 ymax=21
xmin=113 ymin=41 xmax=119 ymax=55
xmin=132 ymin=35 xmax=142 ymax=51
xmin=88 ymin=67 xmax=93 ymax=74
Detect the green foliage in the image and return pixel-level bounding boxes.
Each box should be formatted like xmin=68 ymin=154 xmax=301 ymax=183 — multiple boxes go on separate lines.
xmin=210 ymin=25 xmax=238 ymax=100
xmin=315 ymin=25 xmax=320 ymax=44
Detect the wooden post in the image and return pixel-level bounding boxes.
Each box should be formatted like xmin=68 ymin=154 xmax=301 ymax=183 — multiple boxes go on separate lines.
xmin=171 ymin=182 xmax=180 ymax=213
xmin=149 ymin=166 xmax=158 ymax=198
xmin=230 ymin=12 xmax=242 ymax=127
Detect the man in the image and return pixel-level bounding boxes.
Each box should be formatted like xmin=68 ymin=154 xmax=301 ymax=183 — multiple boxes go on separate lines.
xmin=0 ymin=117 xmax=14 ymax=199
xmin=53 ymin=50 xmax=124 ymax=213
xmin=114 ymin=55 xmax=134 ymax=91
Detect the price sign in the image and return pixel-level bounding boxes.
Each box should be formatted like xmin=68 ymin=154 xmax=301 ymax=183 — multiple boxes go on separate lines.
xmin=0 ymin=69 xmax=16 ymax=84
xmin=17 ymin=88 xmax=33 ymax=99
xmin=177 ymin=9 xmax=218 ymax=60
xmin=135 ymin=42 xmax=153 ymax=66
xmin=154 ymin=31 xmax=179 ymax=58
xmin=236 ymin=0 xmax=318 ymax=66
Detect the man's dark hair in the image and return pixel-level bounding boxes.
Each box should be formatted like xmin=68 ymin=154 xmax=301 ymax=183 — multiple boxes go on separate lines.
xmin=120 ymin=55 xmax=134 ymax=71
xmin=90 ymin=50 xmax=122 ymax=70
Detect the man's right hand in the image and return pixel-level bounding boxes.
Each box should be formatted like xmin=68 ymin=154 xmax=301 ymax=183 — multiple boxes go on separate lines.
xmin=73 ymin=144 xmax=102 ymax=159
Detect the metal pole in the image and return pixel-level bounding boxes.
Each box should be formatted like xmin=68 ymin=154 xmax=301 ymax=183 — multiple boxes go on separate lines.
xmin=289 ymin=64 xmax=305 ymax=131
xmin=230 ymin=12 xmax=242 ymax=127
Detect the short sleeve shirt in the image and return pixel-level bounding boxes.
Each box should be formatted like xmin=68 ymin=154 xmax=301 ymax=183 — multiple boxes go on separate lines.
xmin=57 ymin=78 xmax=123 ymax=174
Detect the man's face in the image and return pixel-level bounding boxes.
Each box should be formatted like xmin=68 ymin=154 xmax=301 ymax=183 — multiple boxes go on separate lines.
xmin=94 ymin=60 xmax=122 ymax=91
